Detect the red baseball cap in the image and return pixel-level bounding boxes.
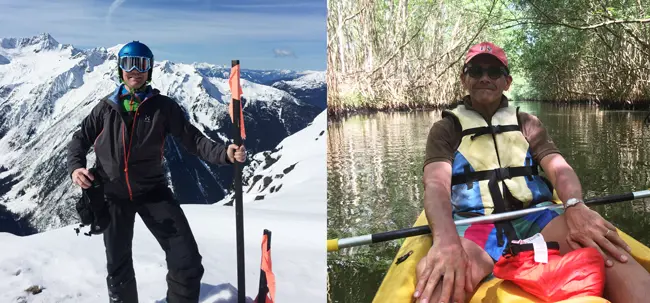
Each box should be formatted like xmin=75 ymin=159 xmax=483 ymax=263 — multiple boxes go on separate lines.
xmin=465 ymin=42 xmax=508 ymax=68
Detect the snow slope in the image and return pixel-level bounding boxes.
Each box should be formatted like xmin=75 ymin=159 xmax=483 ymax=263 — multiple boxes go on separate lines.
xmin=0 ymin=111 xmax=326 ymax=303
xmin=218 ymin=111 xmax=327 ymax=214
xmin=0 ymin=33 xmax=324 ymax=233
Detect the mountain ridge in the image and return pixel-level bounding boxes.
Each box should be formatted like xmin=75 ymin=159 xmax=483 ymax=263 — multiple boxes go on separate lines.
xmin=0 ymin=33 xmax=326 ymax=234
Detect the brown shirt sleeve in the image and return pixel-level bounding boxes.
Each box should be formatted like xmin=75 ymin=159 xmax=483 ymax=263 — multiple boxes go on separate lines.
xmin=519 ymin=111 xmax=561 ymax=163
xmin=423 ymin=116 xmax=461 ymax=169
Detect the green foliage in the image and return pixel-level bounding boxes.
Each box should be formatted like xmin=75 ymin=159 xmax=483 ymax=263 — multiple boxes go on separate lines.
xmin=499 ymin=0 xmax=650 ymax=102
xmin=329 ymin=0 xmax=650 ymax=114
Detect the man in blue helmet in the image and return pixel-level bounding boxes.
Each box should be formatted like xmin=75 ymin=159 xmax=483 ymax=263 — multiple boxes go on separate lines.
xmin=66 ymin=41 xmax=246 ymax=302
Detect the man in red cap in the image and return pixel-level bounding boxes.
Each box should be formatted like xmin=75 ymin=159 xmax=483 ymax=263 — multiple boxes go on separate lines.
xmin=413 ymin=41 xmax=650 ymax=303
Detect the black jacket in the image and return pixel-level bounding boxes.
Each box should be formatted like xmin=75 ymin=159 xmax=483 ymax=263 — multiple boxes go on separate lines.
xmin=67 ymin=84 xmax=231 ymax=201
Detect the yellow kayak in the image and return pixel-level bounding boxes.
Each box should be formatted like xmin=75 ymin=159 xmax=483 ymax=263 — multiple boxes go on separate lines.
xmin=373 ymin=204 xmax=650 ymax=303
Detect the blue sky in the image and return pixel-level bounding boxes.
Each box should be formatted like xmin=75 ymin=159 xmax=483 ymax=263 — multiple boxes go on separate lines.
xmin=0 ymin=0 xmax=326 ymax=71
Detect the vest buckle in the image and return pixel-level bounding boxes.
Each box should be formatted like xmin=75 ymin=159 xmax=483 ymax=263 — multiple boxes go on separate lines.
xmin=495 ymin=167 xmax=511 ymax=180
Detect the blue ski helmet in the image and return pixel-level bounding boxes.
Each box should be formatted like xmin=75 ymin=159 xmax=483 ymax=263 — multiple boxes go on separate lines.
xmin=117 ymin=41 xmax=154 ymax=82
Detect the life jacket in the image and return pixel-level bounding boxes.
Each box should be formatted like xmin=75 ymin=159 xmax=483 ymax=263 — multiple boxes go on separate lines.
xmin=444 ymin=102 xmax=555 ymax=244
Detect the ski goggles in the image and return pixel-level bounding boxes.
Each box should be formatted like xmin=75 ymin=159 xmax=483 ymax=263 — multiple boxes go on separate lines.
xmin=119 ymin=56 xmax=152 ymax=73
xmin=463 ymin=64 xmax=509 ymax=79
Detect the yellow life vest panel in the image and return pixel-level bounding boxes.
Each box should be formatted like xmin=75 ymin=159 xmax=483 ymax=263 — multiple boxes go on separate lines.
xmin=443 ymin=104 xmax=554 ymax=217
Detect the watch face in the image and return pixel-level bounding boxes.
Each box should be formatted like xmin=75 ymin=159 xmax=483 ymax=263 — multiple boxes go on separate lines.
xmin=565 ymin=198 xmax=578 ymax=208
xmin=565 ymin=198 xmax=583 ymax=208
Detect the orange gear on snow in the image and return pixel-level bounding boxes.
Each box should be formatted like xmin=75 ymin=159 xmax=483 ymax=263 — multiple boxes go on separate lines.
xmin=254 ymin=230 xmax=275 ymax=303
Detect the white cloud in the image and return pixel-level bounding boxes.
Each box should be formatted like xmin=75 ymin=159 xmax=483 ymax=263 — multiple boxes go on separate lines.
xmin=274 ymin=49 xmax=296 ymax=58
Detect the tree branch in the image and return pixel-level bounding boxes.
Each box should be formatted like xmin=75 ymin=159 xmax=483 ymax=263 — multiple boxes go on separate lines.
xmin=371 ymin=3 xmax=435 ymax=76
xmin=435 ymin=0 xmax=498 ymax=80
xmin=496 ymin=17 xmax=650 ymax=31
xmin=342 ymin=5 xmax=368 ymax=25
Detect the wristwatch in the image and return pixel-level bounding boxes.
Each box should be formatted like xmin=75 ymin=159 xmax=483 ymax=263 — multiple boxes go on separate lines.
xmin=564 ymin=198 xmax=584 ymax=209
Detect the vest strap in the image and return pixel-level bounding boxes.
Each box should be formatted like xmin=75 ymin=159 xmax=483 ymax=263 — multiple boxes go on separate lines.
xmin=488 ymin=171 xmax=520 ymax=247
xmin=461 ymin=124 xmax=520 ymax=140
xmin=452 ymin=166 xmax=538 ymax=186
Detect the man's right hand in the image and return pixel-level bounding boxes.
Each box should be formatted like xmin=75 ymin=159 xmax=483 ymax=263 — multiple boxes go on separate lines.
xmin=414 ymin=239 xmax=473 ymax=303
xmin=72 ymin=168 xmax=94 ymax=189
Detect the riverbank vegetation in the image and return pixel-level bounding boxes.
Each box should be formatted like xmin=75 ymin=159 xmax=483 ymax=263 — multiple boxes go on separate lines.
xmin=327 ymin=0 xmax=650 ymax=118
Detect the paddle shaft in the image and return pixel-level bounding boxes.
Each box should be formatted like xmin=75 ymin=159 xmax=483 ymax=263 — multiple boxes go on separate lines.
xmin=329 ymin=190 xmax=650 ymax=251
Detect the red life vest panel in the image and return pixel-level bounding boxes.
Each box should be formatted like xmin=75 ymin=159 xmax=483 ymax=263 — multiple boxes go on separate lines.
xmin=493 ymin=240 xmax=606 ymax=302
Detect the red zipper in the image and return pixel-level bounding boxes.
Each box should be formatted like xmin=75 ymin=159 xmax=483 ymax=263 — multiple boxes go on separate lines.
xmin=94 ymin=128 xmax=105 ymax=150
xmin=122 ymin=96 xmax=152 ymax=201
xmin=160 ymin=130 xmax=166 ymax=160
xmin=122 ymin=124 xmax=134 ymax=200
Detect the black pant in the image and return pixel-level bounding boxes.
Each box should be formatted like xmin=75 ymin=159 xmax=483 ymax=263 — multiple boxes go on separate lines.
xmin=103 ymin=187 xmax=204 ymax=303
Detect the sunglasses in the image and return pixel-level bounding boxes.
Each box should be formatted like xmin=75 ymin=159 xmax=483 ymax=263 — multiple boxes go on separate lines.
xmin=119 ymin=56 xmax=152 ymax=73
xmin=463 ymin=65 xmax=508 ymax=79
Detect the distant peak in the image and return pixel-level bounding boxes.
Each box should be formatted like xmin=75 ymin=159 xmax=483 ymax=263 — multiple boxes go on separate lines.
xmin=158 ymin=60 xmax=174 ymax=73
xmin=193 ymin=62 xmax=229 ymax=70
xmin=37 ymin=33 xmax=59 ymax=44
xmin=0 ymin=33 xmax=60 ymax=51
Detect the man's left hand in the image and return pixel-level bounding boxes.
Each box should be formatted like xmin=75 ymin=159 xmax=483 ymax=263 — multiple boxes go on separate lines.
xmin=564 ymin=203 xmax=631 ymax=267
xmin=227 ymin=144 xmax=246 ymax=163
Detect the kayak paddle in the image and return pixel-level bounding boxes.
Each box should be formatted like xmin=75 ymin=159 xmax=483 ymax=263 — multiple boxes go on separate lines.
xmin=327 ymin=189 xmax=650 ymax=252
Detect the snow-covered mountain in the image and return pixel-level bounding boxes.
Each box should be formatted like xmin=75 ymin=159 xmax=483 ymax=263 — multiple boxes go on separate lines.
xmin=193 ymin=64 xmax=326 ymax=109
xmin=0 ymin=111 xmax=326 ymax=302
xmin=272 ymin=71 xmax=326 ymax=109
xmin=0 ymin=33 xmax=325 ymax=234
xmin=193 ymin=63 xmax=308 ymax=85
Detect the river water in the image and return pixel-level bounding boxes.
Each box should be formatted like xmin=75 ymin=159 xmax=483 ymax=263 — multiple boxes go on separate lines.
xmin=327 ymin=101 xmax=650 ymax=302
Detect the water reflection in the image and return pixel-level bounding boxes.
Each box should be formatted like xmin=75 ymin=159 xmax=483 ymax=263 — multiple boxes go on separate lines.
xmin=327 ymin=111 xmax=442 ymax=240
xmin=328 ymin=102 xmax=650 ymax=302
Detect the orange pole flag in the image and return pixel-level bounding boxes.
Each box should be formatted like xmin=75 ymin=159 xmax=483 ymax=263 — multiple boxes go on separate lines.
xmin=228 ymin=63 xmax=246 ymax=140
xmin=254 ymin=230 xmax=276 ymax=303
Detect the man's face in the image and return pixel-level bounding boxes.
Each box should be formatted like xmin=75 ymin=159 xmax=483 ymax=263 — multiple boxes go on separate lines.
xmin=460 ymin=54 xmax=512 ymax=106
xmin=122 ymin=69 xmax=147 ymax=90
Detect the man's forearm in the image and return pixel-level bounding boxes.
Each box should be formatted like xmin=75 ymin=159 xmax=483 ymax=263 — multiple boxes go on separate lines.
xmin=178 ymin=129 xmax=230 ymax=165
xmin=552 ymin=166 xmax=583 ymax=204
xmin=423 ymin=181 xmax=461 ymax=245
xmin=541 ymin=154 xmax=584 ymax=205
xmin=196 ymin=136 xmax=229 ymax=165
